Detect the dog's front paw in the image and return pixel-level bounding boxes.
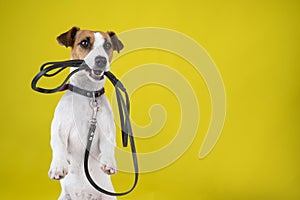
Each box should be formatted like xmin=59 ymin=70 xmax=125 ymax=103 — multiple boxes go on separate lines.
xmin=48 ymin=159 xmax=69 ymax=180
xmin=100 ymin=155 xmax=117 ymax=175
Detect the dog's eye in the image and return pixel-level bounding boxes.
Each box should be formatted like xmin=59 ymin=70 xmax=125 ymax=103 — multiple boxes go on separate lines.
xmin=103 ymin=40 xmax=112 ymax=50
xmin=80 ymin=40 xmax=90 ymax=48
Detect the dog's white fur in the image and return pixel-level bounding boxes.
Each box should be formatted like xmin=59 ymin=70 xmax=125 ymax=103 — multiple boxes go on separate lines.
xmin=48 ymin=29 xmax=118 ymax=200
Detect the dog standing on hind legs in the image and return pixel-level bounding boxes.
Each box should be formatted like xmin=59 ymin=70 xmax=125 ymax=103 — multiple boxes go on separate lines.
xmin=48 ymin=27 xmax=124 ymax=200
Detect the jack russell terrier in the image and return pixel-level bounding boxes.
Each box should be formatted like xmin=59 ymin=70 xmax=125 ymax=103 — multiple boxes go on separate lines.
xmin=48 ymin=27 xmax=123 ymax=200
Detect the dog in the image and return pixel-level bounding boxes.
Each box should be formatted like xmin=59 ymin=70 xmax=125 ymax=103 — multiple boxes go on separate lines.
xmin=48 ymin=27 xmax=123 ymax=200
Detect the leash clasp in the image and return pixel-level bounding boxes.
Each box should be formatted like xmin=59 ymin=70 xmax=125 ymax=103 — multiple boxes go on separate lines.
xmin=89 ymin=92 xmax=99 ymax=124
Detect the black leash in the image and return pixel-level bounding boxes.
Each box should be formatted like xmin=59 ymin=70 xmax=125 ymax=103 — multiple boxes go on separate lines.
xmin=31 ymin=60 xmax=86 ymax=94
xmin=31 ymin=60 xmax=138 ymax=196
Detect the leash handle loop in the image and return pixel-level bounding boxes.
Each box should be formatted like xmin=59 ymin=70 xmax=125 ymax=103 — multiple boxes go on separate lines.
xmin=31 ymin=60 xmax=86 ymax=94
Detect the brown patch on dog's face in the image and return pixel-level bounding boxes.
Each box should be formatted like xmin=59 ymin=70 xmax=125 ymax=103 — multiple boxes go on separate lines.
xmin=71 ymin=31 xmax=116 ymax=62
xmin=70 ymin=30 xmax=94 ymax=59
xmin=57 ymin=27 xmax=124 ymax=63
xmin=99 ymin=32 xmax=115 ymax=62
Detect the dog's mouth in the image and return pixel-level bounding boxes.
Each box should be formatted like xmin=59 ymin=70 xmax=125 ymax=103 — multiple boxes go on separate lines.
xmin=89 ymin=69 xmax=104 ymax=81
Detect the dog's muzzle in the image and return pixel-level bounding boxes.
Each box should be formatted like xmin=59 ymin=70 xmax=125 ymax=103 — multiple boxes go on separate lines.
xmin=83 ymin=45 xmax=110 ymax=81
xmin=86 ymin=56 xmax=106 ymax=81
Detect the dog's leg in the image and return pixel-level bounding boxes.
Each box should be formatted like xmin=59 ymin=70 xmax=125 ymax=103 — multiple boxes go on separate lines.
xmin=99 ymin=118 xmax=117 ymax=175
xmin=98 ymin=98 xmax=117 ymax=175
xmin=48 ymin=116 xmax=70 ymax=180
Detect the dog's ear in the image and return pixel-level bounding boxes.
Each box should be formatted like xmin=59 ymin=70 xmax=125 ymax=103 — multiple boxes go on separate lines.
xmin=57 ymin=26 xmax=80 ymax=48
xmin=107 ymin=31 xmax=124 ymax=53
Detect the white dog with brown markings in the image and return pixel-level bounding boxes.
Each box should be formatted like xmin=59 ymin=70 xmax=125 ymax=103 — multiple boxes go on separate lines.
xmin=48 ymin=27 xmax=123 ymax=200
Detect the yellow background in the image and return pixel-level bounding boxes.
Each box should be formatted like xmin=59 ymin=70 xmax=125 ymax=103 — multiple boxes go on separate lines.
xmin=0 ymin=0 xmax=299 ymax=199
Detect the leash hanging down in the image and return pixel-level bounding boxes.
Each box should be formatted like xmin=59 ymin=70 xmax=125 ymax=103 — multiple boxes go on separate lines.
xmin=85 ymin=71 xmax=138 ymax=196
xmin=31 ymin=60 xmax=138 ymax=196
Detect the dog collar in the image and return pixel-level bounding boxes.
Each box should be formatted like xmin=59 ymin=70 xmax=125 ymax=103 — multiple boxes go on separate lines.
xmin=61 ymin=84 xmax=105 ymax=98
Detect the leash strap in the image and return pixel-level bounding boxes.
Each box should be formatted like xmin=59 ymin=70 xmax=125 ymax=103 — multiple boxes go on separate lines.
xmin=31 ymin=60 xmax=88 ymax=94
xmin=105 ymin=71 xmax=130 ymax=147
xmin=84 ymin=72 xmax=138 ymax=196
xmin=31 ymin=60 xmax=138 ymax=196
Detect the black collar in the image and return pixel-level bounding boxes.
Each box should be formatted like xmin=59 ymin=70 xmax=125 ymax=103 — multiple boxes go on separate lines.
xmin=61 ymin=84 xmax=105 ymax=98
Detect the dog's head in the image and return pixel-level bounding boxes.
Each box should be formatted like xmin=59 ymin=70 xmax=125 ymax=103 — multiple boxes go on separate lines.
xmin=57 ymin=26 xmax=123 ymax=81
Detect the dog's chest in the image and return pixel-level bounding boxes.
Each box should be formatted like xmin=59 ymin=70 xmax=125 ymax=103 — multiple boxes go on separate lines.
xmin=56 ymin=93 xmax=104 ymax=157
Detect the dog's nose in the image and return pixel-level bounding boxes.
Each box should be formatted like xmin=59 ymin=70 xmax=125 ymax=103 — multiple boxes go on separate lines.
xmin=95 ymin=56 xmax=107 ymax=69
